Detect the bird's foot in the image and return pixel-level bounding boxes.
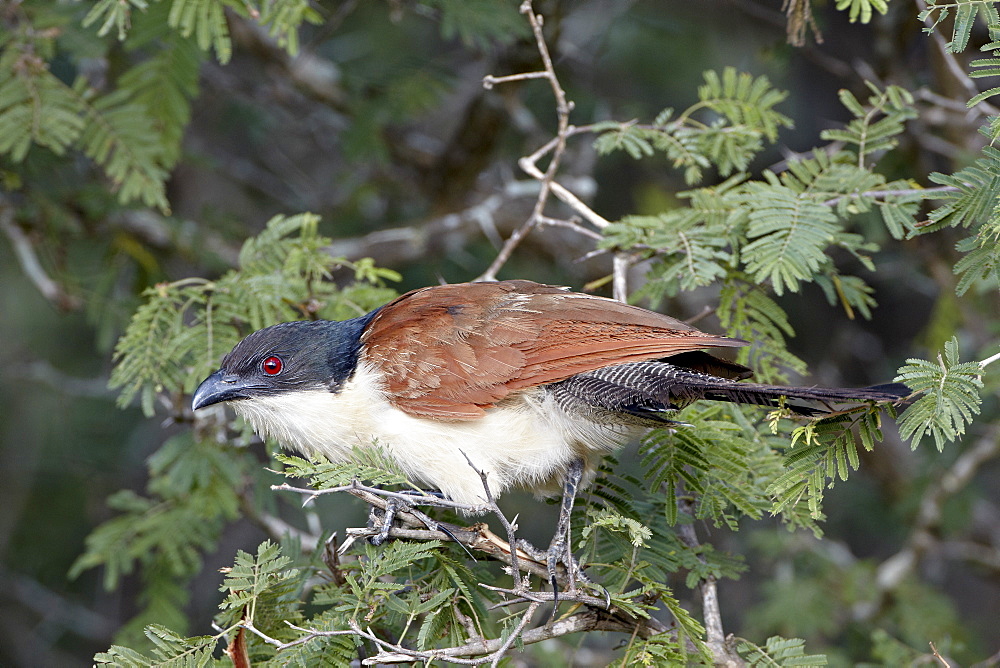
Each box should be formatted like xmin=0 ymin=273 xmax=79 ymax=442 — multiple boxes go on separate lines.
xmin=368 ymin=497 xmax=402 ymax=546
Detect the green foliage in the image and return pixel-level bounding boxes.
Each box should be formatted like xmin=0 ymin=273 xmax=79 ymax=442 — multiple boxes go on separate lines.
xmin=642 ymin=407 xmax=772 ymax=531
xmin=821 ymin=84 xmax=917 ymax=164
xmin=737 ymin=635 xmax=828 ymax=666
xmin=95 ymin=625 xmax=219 ymax=667
xmin=594 ymin=68 xmax=791 ymax=184
xmin=919 ymin=0 xmax=1000 ymax=53
xmin=84 ymin=0 xmax=321 ymax=62
xmin=926 ymin=144 xmax=1000 ymax=231
xmin=276 ymin=443 xmax=415 ymax=490
xmin=601 ymin=81 xmax=928 ymax=353
xmin=695 ymin=68 xmax=793 ymax=142
xmin=218 ymin=540 xmax=300 ymax=630
xmin=69 ymin=433 xmax=246 ymax=591
xmin=717 ymin=279 xmax=808 ymax=383
xmin=767 ymin=407 xmax=890 ymax=520
xmin=0 ymin=49 xmax=85 ymax=160
xmin=423 ymin=0 xmax=529 ymax=48
xmin=916 ymin=142 xmax=1000 ymax=294
xmin=740 ymin=182 xmax=842 ymax=296
xmin=0 ymin=41 xmax=176 ymax=210
xmin=895 ymin=337 xmax=984 ymax=450
xmin=836 ymin=0 xmax=889 ymax=24
xmin=2 ymin=0 xmax=319 ymax=216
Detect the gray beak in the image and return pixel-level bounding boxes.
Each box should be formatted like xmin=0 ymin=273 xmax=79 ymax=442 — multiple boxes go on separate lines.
xmin=192 ymin=370 xmax=250 ymax=410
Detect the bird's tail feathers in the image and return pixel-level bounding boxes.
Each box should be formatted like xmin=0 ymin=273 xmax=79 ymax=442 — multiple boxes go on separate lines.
xmin=548 ymin=361 xmax=909 ymax=421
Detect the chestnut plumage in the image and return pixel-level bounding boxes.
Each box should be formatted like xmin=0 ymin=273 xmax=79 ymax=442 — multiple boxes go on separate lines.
xmin=192 ymin=280 xmax=908 ymax=506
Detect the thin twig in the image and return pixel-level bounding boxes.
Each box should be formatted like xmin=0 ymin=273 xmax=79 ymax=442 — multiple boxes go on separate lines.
xmin=459 ymin=451 xmax=528 ymax=589
xmin=677 ymin=494 xmax=744 ymax=667
xmin=612 ymin=253 xmax=630 ymax=302
xmin=979 ymin=348 xmax=1000 ymax=369
xmin=930 ymin=641 xmax=952 ymax=667
xmin=822 ymin=185 xmax=958 ymax=207
xmin=478 ymin=0 xmax=580 ymax=281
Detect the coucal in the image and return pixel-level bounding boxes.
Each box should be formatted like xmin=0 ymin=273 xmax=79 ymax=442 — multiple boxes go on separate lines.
xmin=192 ymin=280 xmax=907 ymax=511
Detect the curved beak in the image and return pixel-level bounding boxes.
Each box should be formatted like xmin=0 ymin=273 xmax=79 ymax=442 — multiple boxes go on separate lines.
xmin=192 ymin=370 xmax=251 ymax=410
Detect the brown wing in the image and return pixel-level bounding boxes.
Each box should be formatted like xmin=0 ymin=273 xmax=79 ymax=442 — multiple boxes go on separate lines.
xmin=360 ymin=280 xmax=747 ymax=419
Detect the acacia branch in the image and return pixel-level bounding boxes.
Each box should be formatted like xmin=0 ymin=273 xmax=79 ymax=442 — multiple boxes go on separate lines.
xmin=239 ymin=604 xmax=666 ymax=666
xmin=272 ymin=473 xmax=670 ymax=664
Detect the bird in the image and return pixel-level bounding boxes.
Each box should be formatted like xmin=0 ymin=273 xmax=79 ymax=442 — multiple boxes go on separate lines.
xmin=192 ymin=280 xmax=907 ymax=580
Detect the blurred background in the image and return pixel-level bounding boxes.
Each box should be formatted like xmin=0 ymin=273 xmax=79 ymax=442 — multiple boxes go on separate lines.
xmin=1 ymin=0 xmax=998 ymax=665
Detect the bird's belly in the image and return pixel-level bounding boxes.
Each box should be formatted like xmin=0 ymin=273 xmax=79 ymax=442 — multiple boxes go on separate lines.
xmin=231 ymin=365 xmax=635 ymax=506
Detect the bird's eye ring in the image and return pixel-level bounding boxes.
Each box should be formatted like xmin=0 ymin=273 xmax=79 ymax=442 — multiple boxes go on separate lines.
xmin=261 ymin=356 xmax=283 ymax=376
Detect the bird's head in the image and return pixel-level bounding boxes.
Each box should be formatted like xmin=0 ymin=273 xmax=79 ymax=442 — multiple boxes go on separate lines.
xmin=191 ymin=313 xmax=377 ymax=411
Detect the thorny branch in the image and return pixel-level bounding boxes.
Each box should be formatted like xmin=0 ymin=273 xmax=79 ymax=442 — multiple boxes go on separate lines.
xmin=271 ymin=469 xmax=669 ymax=665
xmin=237 ymin=603 xmax=665 ymax=666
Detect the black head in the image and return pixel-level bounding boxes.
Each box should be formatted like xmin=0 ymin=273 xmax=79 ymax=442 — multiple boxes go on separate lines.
xmin=191 ymin=311 xmax=378 ymax=411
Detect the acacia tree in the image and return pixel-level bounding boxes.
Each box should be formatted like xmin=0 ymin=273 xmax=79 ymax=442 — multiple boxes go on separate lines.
xmin=2 ymin=0 xmax=999 ymax=665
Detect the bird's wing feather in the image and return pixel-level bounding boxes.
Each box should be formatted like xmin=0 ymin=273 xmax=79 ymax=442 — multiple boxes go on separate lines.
xmin=361 ymin=280 xmax=747 ymax=419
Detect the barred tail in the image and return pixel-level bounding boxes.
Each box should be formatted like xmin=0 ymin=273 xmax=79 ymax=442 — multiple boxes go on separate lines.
xmin=548 ymin=361 xmax=910 ymax=420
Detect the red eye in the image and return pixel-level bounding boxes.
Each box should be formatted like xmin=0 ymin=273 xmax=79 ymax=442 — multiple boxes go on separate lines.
xmin=261 ymin=356 xmax=283 ymax=375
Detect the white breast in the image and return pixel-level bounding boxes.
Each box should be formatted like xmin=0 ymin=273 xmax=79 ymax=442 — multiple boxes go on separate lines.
xmin=231 ymin=362 xmax=637 ymax=506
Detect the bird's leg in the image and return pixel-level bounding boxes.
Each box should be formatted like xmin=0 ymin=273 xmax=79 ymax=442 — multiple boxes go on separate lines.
xmin=547 ymin=457 xmax=585 ymax=602
xmin=370 ymin=497 xmax=400 ymax=546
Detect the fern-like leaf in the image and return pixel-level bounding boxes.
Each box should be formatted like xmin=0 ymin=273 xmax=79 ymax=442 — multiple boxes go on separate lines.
xmin=738 ymin=635 xmax=828 ymax=666
xmin=820 ymin=83 xmax=916 ymax=163
xmin=78 ymin=83 xmax=170 ymax=210
xmin=120 ymin=15 xmax=203 ymax=168
xmin=717 ymin=279 xmax=808 ymax=382
xmin=167 ymin=0 xmax=233 ymax=63
xmin=695 ymin=67 xmax=792 ymax=141
xmin=954 ymin=233 xmax=1000 ymax=294
xmin=219 ymin=541 xmax=298 ymax=618
xmin=895 ymin=337 xmax=983 ymax=450
xmin=83 ymin=0 xmax=150 ymax=41
xmin=740 ymin=183 xmax=841 ymax=295
xmin=835 ymin=0 xmax=888 ymax=24
xmin=276 ymin=443 xmax=414 ymax=490
xmin=0 ymin=48 xmax=85 ymax=160
xmin=926 ymin=144 xmax=1000 ymax=231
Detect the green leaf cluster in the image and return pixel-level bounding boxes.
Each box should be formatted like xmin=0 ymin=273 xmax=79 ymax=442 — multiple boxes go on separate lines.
xmin=919 ymin=0 xmax=999 ymax=53
xmin=594 ymin=68 xmax=792 ymax=184
xmin=737 ymin=635 xmax=828 ymax=666
xmin=0 ymin=0 xmax=321 ymax=213
xmin=601 ymin=80 xmax=930 ymax=356
xmin=895 ymin=337 xmax=984 ymax=450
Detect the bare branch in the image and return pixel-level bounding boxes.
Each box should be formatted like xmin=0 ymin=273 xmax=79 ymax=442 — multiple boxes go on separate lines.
xmin=677 ymin=494 xmax=744 ymax=667
xmin=876 ymin=429 xmax=1000 ymax=592
xmin=478 ymin=0 xmax=588 ymax=281
xmin=0 ymin=201 xmax=81 ymax=310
